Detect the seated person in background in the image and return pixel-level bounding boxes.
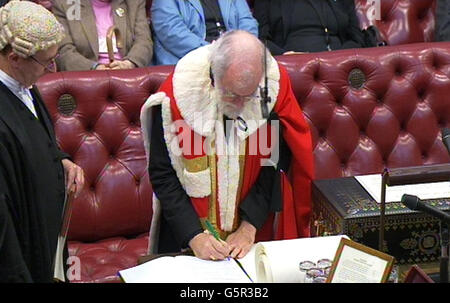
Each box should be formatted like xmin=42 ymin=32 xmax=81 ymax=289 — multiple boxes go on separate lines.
xmin=151 ymin=0 xmax=258 ymax=65
xmin=253 ymin=0 xmax=365 ymax=55
xmin=53 ymin=0 xmax=153 ymax=71
xmin=436 ymin=0 xmax=450 ymax=41
xmin=141 ymin=30 xmax=313 ymax=260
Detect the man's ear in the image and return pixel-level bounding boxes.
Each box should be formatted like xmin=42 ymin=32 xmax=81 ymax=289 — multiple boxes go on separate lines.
xmin=7 ymin=51 xmax=21 ymax=68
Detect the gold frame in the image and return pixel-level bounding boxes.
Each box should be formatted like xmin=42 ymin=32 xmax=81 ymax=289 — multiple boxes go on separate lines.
xmin=326 ymin=238 xmax=395 ymax=283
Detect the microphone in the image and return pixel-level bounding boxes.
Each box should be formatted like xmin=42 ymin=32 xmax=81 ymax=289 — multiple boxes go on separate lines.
xmin=401 ymin=194 xmax=450 ymax=223
xmin=442 ymin=128 xmax=450 ymax=155
xmin=260 ymin=40 xmax=271 ymax=119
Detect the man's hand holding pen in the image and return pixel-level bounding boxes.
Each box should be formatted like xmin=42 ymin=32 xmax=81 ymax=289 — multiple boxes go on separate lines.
xmin=225 ymin=220 xmax=256 ymax=259
xmin=189 ymin=220 xmax=256 ymax=261
xmin=61 ymin=159 xmax=85 ymax=198
xmin=189 ymin=231 xmax=231 ymax=261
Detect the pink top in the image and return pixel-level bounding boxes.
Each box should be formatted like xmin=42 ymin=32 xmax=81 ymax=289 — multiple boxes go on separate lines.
xmin=91 ymin=0 xmax=123 ymax=64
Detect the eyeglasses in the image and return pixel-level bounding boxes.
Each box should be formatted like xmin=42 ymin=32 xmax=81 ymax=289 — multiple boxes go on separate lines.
xmin=29 ymin=53 xmax=59 ymax=73
xmin=219 ymin=86 xmax=261 ymax=103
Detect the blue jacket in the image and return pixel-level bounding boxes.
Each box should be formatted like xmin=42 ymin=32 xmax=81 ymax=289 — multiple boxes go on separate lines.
xmin=151 ymin=0 xmax=258 ymax=65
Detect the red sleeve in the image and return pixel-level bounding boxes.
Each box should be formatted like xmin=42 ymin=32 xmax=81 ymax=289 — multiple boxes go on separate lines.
xmin=274 ymin=65 xmax=314 ymax=237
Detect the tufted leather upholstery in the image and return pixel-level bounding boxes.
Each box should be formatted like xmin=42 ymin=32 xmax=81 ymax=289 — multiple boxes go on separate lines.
xmin=355 ymin=0 xmax=436 ymax=45
xmin=36 ymin=66 xmax=172 ymax=282
xmin=36 ymin=42 xmax=450 ymax=282
xmin=277 ymin=42 xmax=450 ymax=179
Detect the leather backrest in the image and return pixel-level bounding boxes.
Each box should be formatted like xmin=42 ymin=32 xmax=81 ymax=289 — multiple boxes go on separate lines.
xmin=36 ymin=66 xmax=173 ymax=241
xmin=277 ymin=42 xmax=450 ymax=179
xmin=355 ymin=0 xmax=436 ymax=45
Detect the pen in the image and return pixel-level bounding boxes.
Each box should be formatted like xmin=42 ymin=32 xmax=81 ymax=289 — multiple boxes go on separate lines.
xmin=205 ymin=219 xmax=221 ymax=241
xmin=205 ymin=220 xmax=231 ymax=261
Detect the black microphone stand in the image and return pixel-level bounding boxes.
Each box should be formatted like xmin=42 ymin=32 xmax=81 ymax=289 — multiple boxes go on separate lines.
xmin=440 ymin=221 xmax=449 ymax=283
xmin=260 ymin=41 xmax=271 ymax=119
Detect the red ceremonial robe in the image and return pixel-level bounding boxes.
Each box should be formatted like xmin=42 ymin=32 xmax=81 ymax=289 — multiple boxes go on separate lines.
xmin=142 ymin=45 xmax=313 ymax=252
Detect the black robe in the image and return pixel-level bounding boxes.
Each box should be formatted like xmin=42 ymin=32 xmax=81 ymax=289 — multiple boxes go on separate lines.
xmin=0 ymin=82 xmax=67 ymax=282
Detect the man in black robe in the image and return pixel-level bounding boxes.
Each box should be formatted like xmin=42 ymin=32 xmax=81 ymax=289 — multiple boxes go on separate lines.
xmin=0 ymin=1 xmax=84 ymax=282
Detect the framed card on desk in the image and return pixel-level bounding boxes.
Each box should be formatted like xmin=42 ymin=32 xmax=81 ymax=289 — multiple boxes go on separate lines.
xmin=327 ymin=238 xmax=395 ymax=283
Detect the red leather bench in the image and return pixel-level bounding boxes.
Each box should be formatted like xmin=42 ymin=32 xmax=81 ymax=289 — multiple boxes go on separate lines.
xmin=355 ymin=0 xmax=436 ymax=45
xmin=36 ymin=66 xmax=172 ymax=282
xmin=36 ymin=42 xmax=450 ymax=282
xmin=277 ymin=42 xmax=450 ymax=179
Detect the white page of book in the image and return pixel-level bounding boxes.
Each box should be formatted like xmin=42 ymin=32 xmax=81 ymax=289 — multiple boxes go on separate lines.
xmin=237 ymin=245 xmax=258 ymax=282
xmin=119 ymin=255 xmax=251 ymax=283
xmin=186 ymin=257 xmax=251 ymax=283
xmin=253 ymin=235 xmax=348 ymax=283
xmin=355 ymin=174 xmax=450 ymax=203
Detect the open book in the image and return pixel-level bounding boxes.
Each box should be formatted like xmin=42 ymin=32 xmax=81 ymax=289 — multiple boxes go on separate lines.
xmin=119 ymin=235 xmax=347 ymax=283
xmin=119 ymin=255 xmax=252 ymax=283
xmin=240 ymin=235 xmax=347 ymax=283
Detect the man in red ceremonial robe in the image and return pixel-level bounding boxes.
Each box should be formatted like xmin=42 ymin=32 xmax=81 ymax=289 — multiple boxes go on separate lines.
xmin=141 ymin=30 xmax=313 ymax=260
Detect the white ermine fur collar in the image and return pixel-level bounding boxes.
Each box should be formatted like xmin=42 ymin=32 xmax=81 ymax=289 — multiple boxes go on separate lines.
xmin=172 ymin=45 xmax=280 ymax=141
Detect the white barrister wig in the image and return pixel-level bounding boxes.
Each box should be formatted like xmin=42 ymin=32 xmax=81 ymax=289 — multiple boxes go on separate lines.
xmin=0 ymin=0 xmax=65 ymax=57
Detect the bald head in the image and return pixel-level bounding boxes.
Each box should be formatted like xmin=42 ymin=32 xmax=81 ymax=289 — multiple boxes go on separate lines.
xmin=210 ymin=31 xmax=265 ymax=116
xmin=210 ymin=30 xmax=264 ymax=95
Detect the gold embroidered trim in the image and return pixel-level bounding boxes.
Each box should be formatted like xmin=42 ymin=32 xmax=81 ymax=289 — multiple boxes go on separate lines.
xmin=206 ymin=141 xmax=231 ymax=240
xmin=208 ymin=140 xmax=218 ymax=229
xmin=232 ymin=139 xmax=247 ymax=231
xmin=183 ymin=156 xmax=208 ymax=173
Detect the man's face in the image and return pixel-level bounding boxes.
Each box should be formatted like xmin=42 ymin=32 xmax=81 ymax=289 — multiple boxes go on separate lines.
xmin=11 ymin=45 xmax=58 ymax=87
xmin=217 ymin=62 xmax=263 ymax=118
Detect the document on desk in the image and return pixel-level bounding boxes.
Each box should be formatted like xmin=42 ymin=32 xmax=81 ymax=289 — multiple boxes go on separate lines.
xmin=355 ymin=174 xmax=450 ymax=203
xmin=330 ymin=244 xmax=389 ymax=283
xmin=120 ymin=236 xmax=348 ymax=283
xmin=119 ymin=255 xmax=252 ymax=283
